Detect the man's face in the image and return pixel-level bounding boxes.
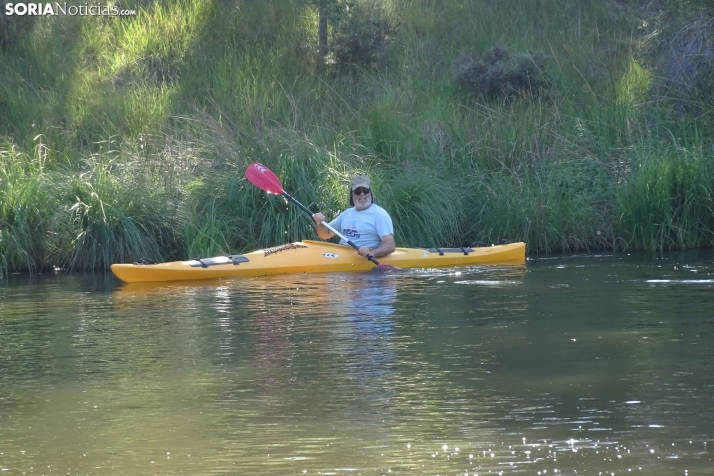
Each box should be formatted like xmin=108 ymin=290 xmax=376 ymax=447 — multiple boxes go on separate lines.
xmin=352 ymin=187 xmax=372 ymax=211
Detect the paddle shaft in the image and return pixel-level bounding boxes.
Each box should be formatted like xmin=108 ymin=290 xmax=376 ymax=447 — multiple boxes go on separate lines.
xmin=282 ymin=191 xmax=382 ymax=266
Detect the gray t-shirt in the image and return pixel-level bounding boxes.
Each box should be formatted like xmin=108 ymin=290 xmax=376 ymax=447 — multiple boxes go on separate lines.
xmin=328 ymin=204 xmax=394 ymax=249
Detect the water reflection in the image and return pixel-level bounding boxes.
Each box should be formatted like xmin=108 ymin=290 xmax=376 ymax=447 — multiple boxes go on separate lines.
xmin=1 ymin=256 xmax=713 ymax=475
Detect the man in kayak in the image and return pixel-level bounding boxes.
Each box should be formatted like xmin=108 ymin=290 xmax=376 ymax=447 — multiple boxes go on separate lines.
xmin=312 ymin=174 xmax=396 ymax=258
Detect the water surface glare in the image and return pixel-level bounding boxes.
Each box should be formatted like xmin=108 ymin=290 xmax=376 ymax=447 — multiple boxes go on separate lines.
xmin=1 ymin=251 xmax=713 ymax=475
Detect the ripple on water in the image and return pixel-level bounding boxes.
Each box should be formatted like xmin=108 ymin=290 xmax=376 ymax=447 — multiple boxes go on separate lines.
xmin=646 ymin=279 xmax=714 ymax=284
xmin=1 ymin=255 xmax=713 ymax=475
xmin=454 ymin=280 xmax=523 ymax=286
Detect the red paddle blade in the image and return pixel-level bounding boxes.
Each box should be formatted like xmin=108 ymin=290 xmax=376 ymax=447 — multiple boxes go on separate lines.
xmin=245 ymin=162 xmax=285 ymax=195
xmin=373 ymin=263 xmax=400 ymax=273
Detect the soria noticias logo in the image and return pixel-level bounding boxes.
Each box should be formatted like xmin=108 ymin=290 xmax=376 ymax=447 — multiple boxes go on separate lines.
xmin=4 ymin=3 xmax=137 ymax=16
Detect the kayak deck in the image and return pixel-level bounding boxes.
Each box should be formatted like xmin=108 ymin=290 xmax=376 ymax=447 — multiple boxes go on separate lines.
xmin=110 ymin=240 xmax=526 ymax=283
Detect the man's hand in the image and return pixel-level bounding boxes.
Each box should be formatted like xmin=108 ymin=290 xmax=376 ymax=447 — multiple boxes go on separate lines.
xmin=357 ymin=246 xmax=372 ymax=258
xmin=359 ymin=235 xmax=395 ymax=258
xmin=312 ymin=213 xmax=334 ymax=240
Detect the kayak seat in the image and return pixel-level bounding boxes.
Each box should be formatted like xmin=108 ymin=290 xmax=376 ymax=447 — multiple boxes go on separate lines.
xmin=133 ymin=257 xmax=157 ymax=265
xmin=186 ymin=255 xmax=250 ymax=268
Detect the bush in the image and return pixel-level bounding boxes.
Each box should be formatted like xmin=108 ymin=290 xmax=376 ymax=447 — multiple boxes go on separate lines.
xmin=653 ymin=16 xmax=714 ymax=114
xmin=453 ymin=45 xmax=550 ymax=98
xmin=0 ymin=11 xmax=37 ymax=50
xmin=330 ymin=1 xmax=396 ymax=69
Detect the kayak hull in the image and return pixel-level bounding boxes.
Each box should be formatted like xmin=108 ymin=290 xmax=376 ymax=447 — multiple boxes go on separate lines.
xmin=110 ymin=240 xmax=526 ymax=283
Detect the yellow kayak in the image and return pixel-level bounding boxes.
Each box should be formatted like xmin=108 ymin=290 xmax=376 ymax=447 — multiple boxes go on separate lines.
xmin=110 ymin=240 xmax=526 ymax=283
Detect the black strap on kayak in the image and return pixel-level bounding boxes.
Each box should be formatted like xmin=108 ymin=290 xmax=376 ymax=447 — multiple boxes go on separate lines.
xmin=187 ymin=255 xmax=250 ymax=268
xmin=229 ymin=255 xmax=250 ymax=265
xmin=424 ymin=247 xmax=475 ymax=255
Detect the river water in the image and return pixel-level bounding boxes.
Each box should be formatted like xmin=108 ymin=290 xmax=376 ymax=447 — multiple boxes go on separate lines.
xmin=1 ymin=251 xmax=713 ymax=475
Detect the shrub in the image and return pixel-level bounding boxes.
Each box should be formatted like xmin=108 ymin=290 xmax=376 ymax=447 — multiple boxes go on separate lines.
xmin=453 ymin=45 xmax=550 ymax=98
xmin=0 ymin=12 xmax=37 ymax=50
xmin=654 ymin=16 xmax=714 ymax=114
xmin=330 ymin=1 xmax=396 ymax=69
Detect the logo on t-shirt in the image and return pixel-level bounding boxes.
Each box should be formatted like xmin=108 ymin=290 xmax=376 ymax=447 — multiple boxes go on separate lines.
xmin=342 ymin=223 xmax=360 ymax=239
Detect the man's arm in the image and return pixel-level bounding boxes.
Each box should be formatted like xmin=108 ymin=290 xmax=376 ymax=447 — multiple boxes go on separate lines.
xmin=312 ymin=212 xmax=335 ymax=240
xmin=357 ymin=234 xmax=395 ymax=258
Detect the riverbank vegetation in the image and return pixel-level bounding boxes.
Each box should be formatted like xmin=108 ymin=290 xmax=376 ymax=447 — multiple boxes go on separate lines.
xmin=1 ymin=0 xmax=713 ymax=274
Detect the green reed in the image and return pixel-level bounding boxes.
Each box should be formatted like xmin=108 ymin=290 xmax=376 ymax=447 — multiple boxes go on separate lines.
xmin=1 ymin=0 xmax=714 ymax=272
xmin=0 ymin=146 xmax=47 ymax=275
xmin=1 ymin=142 xmax=186 ymax=272
xmin=616 ymin=145 xmax=714 ymax=251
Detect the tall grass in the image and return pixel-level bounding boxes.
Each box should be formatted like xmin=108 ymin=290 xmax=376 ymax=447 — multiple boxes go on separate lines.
xmin=45 ymin=153 xmax=179 ymax=270
xmin=381 ymin=165 xmax=466 ymax=247
xmin=616 ymin=145 xmax=714 ymax=251
xmin=1 ymin=0 xmax=713 ymax=273
xmin=0 ymin=145 xmax=47 ymax=275
xmin=0 ymin=140 xmax=183 ymax=273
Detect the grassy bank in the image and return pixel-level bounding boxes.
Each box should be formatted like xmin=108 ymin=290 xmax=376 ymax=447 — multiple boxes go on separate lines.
xmin=1 ymin=0 xmax=713 ymax=275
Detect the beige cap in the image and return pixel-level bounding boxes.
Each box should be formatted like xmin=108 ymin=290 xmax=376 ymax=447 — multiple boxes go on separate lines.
xmin=350 ymin=174 xmax=371 ymax=191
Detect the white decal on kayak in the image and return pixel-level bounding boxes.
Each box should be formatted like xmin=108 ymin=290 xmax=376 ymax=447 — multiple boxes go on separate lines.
xmin=322 ymin=253 xmax=339 ymax=258
xmin=423 ymin=252 xmax=429 ymax=257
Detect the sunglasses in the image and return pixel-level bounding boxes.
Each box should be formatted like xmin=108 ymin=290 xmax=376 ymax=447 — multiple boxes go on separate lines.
xmin=352 ymin=188 xmax=371 ymax=195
